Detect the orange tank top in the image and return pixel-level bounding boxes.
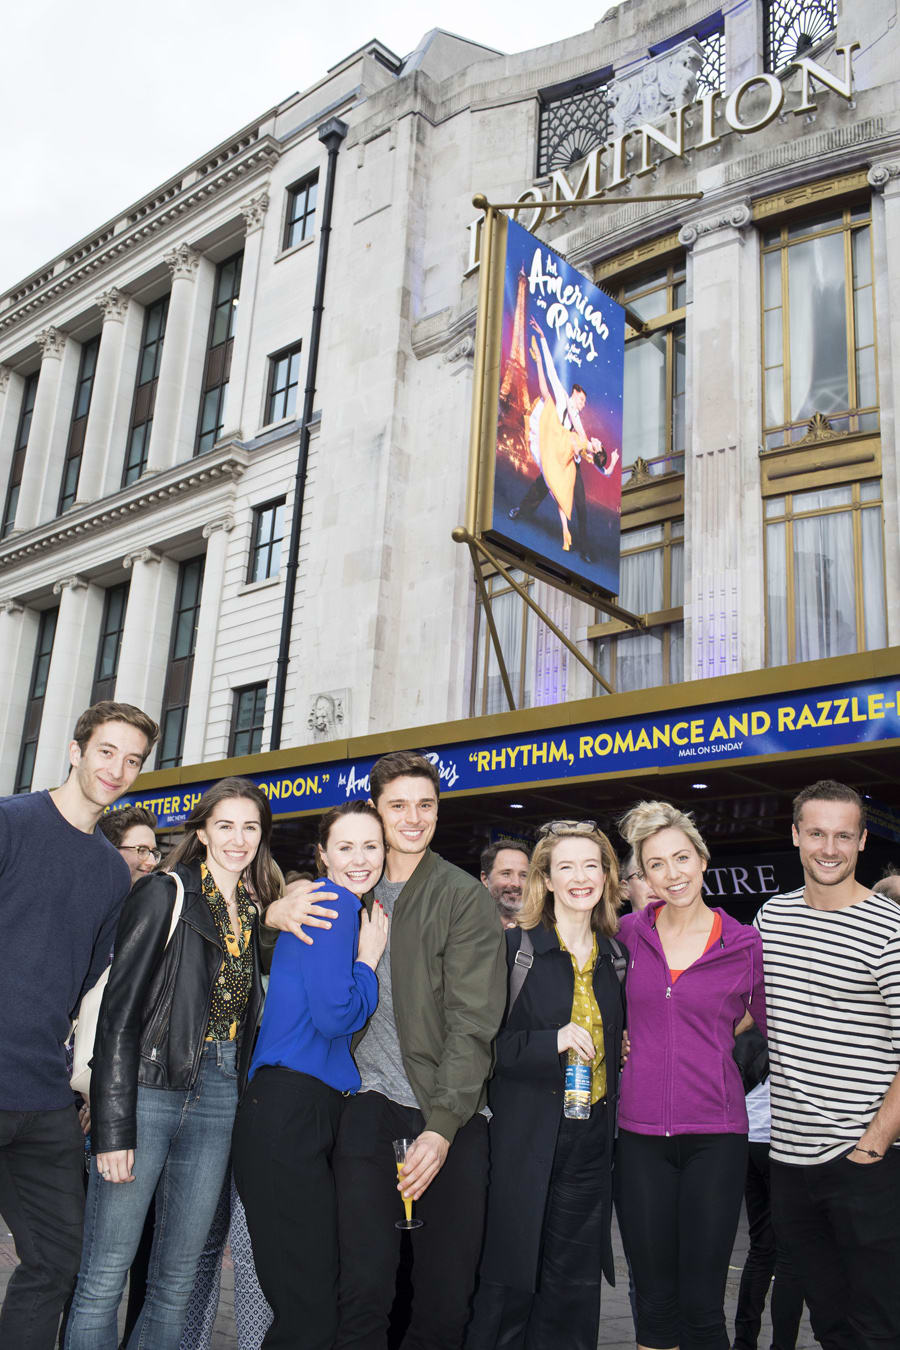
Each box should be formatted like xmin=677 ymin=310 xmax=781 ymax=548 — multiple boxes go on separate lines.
xmin=667 ymin=911 xmax=722 ymax=981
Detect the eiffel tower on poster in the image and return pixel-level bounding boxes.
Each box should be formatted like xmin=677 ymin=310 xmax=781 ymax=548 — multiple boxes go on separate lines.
xmin=497 ymin=264 xmax=530 ymax=455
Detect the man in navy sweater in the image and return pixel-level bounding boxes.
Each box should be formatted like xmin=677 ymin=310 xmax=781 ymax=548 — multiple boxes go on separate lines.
xmin=0 ymin=700 xmax=158 ymax=1350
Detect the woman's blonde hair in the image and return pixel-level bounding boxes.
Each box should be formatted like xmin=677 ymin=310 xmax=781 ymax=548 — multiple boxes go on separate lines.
xmin=618 ymin=800 xmax=710 ymax=873
xmin=519 ymin=824 xmax=621 ymax=937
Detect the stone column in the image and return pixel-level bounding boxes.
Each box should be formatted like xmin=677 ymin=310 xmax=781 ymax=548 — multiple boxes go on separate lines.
xmin=75 ymin=287 xmax=135 ymax=504
xmin=0 ymin=599 xmax=38 ymax=794
xmin=0 ymin=366 xmax=16 ymax=500
xmin=115 ymin=548 xmax=180 ymax=722
xmin=180 ymin=513 xmax=234 ymax=765
xmin=13 ymin=326 xmax=72 ymax=531
xmin=30 ymin=575 xmax=106 ymax=790
xmin=218 ymin=191 xmax=270 ymax=439
xmin=868 ymin=163 xmax=900 ymax=645
xmin=146 ymin=244 xmax=215 ymax=473
xmin=678 ymin=204 xmax=762 ymax=679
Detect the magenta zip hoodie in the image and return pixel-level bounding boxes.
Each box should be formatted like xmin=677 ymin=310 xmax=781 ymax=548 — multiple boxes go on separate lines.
xmin=618 ymin=903 xmax=767 ymax=1137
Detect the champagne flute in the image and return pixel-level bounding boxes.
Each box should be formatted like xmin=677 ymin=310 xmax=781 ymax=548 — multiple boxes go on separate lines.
xmin=392 ymin=1137 xmax=424 ymax=1230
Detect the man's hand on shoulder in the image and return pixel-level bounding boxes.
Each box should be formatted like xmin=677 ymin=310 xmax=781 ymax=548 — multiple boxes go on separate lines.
xmin=264 ymin=876 xmax=339 ymax=945
xmin=397 ymin=1130 xmax=449 ymax=1200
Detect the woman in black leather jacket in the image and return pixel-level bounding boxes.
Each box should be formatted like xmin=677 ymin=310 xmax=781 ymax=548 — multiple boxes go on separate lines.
xmin=65 ymin=777 xmax=277 ymax=1350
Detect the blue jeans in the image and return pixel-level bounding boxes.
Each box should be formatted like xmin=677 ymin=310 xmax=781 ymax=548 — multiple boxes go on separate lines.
xmin=64 ymin=1042 xmax=238 ymax=1350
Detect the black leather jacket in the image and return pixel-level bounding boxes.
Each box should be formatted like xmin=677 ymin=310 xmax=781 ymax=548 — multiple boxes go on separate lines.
xmin=91 ymin=860 xmax=263 ymax=1154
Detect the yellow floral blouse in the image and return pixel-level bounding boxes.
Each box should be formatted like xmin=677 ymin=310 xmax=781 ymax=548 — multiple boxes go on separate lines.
xmin=202 ymin=862 xmax=254 ymax=1042
xmin=555 ymin=927 xmax=607 ymax=1103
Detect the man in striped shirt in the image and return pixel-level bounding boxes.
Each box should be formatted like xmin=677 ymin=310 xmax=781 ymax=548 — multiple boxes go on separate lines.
xmin=755 ymin=779 xmax=900 ymax=1349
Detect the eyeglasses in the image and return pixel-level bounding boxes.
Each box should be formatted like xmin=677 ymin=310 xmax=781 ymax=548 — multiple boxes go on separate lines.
xmin=120 ymin=845 xmax=162 ymax=864
xmin=538 ymin=820 xmax=598 ymax=837
xmin=622 ymin=871 xmax=642 ymax=883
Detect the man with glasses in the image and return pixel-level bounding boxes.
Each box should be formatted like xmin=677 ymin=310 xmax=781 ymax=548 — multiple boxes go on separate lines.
xmin=620 ymin=850 xmax=659 ymax=913
xmin=98 ymin=804 xmax=161 ymax=883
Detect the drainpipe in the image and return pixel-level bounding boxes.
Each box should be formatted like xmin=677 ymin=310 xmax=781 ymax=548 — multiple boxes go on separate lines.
xmin=269 ymin=115 xmax=348 ymax=751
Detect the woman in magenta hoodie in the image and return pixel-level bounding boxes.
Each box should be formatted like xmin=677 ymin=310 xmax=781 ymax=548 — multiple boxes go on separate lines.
xmin=616 ymin=801 xmax=766 ymax=1350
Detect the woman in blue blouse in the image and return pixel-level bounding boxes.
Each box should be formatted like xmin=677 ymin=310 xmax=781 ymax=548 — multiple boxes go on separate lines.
xmin=231 ymin=801 xmax=388 ymax=1350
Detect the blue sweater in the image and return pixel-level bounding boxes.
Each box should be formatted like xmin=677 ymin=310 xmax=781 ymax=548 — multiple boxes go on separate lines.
xmin=0 ymin=791 xmax=131 ymax=1110
xmin=250 ymin=881 xmax=378 ymax=1093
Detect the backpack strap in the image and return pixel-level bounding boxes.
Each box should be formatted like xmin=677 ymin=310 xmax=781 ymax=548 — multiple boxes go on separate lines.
xmin=609 ymin=937 xmax=627 ymax=985
xmin=507 ymin=929 xmax=534 ymax=1014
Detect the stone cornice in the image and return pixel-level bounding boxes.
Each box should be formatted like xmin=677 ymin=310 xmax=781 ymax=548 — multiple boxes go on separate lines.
xmin=0 ymin=137 xmax=281 ymax=339
xmin=0 ymin=445 xmax=249 ymax=570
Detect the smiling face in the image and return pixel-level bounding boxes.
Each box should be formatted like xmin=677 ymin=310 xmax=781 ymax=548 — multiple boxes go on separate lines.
xmin=482 ymin=847 xmax=530 ymax=923
xmin=623 ymin=868 xmax=659 ymax=913
xmin=375 ymin=775 xmax=438 ymax=858
xmin=545 ymin=836 xmax=605 ymax=923
xmin=641 ymin=826 xmax=707 ymax=910
xmin=118 ymin=823 xmax=158 ymax=883
xmin=68 ymin=720 xmax=149 ymax=812
xmin=319 ymin=812 xmax=385 ymax=897
xmin=197 ymin=797 xmax=262 ymax=880
xmin=793 ymin=798 xmax=865 ymax=889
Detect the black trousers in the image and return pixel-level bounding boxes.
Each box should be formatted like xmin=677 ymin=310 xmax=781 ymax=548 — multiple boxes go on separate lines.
xmin=515 ymin=471 xmax=589 ymax=550
xmin=232 ymin=1067 xmax=343 ymax=1350
xmin=770 ymin=1150 xmax=900 ymax=1349
xmin=615 ymin=1129 xmax=747 ymax=1350
xmin=333 ymin=1091 xmax=489 ymax=1350
xmin=733 ymin=1143 xmax=803 ymax=1350
xmin=0 ymin=1104 xmax=85 ymax=1350
xmin=467 ymin=1104 xmax=612 ymax=1350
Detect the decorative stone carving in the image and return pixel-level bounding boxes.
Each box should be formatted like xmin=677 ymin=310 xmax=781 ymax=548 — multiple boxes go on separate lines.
xmin=97 ymin=286 xmax=130 ymax=321
xmin=793 ymin=411 xmax=851 ymax=445
xmin=52 ymin=573 xmax=90 ymax=595
xmin=678 ymin=202 xmax=752 ymax=247
xmin=867 ymin=163 xmax=900 ymax=191
xmin=123 ymin=547 xmax=163 ymax=570
xmin=201 ymin=513 xmax=236 ymax=538
xmin=240 ymin=191 xmax=270 ymax=234
xmin=0 ymin=365 xmax=10 ymax=395
xmin=0 ymin=598 xmax=24 ymax=614
xmin=163 ymin=243 xmax=201 ymax=281
xmin=607 ymin=40 xmax=703 ymax=138
xmin=36 ymin=325 xmax=66 ymax=358
xmin=626 ymin=456 xmax=654 ymax=486
xmin=307 ymin=690 xmax=347 ymax=743
xmin=443 ymin=335 xmax=475 ymax=365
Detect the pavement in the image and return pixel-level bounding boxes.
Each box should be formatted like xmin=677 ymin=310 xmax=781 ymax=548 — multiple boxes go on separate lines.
xmin=1 ymin=1205 xmax=819 ymax=1349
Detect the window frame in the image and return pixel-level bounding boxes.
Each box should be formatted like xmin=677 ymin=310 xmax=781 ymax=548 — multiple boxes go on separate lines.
xmin=265 ymin=343 xmax=302 ymax=426
xmin=247 ymin=498 xmax=286 ymax=584
xmin=58 ymin=335 xmax=100 ymax=513
xmin=15 ymin=606 xmax=59 ymax=793
xmin=469 ymin=567 xmax=536 ymax=717
xmin=123 ymin=294 xmax=169 ymax=486
xmin=283 ymin=173 xmax=319 ymax=251
xmin=91 ymin=582 xmax=130 ymax=703
xmin=157 ymin=555 xmax=205 ymax=769
xmin=194 ymin=252 xmax=243 ymax=457
xmin=229 ymin=682 xmax=268 ymax=757
xmin=2 ymin=370 xmax=39 ymax=537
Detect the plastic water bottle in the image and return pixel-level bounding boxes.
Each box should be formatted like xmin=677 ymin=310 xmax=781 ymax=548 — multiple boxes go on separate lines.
xmin=564 ymin=1047 xmax=591 ymax=1119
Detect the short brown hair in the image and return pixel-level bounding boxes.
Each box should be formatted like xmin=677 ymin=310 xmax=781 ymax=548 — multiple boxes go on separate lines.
xmin=792 ymin=780 xmax=865 ymax=831
xmin=519 ymin=825 xmax=621 ymax=937
xmin=618 ymin=800 xmax=710 ymax=873
xmin=368 ymin=751 xmax=440 ymax=805
xmin=72 ymin=702 xmax=159 ymax=762
xmin=315 ymin=801 xmax=384 ymax=874
xmin=480 ymin=838 xmax=530 ymax=876
xmin=98 ymin=805 xmax=158 ymax=847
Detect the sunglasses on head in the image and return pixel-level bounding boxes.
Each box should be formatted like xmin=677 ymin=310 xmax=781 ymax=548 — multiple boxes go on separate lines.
xmin=538 ymin=820 xmax=598 ymax=838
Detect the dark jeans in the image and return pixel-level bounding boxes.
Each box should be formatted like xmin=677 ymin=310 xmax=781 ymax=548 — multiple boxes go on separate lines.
xmin=733 ymin=1143 xmax=803 ymax=1350
xmin=232 ymin=1067 xmax=342 ymax=1350
xmin=467 ymin=1105 xmax=612 ymax=1350
xmin=615 ymin=1129 xmax=747 ymax=1350
xmin=333 ymin=1092 xmax=489 ymax=1350
xmin=0 ymin=1103 xmax=85 ymax=1350
xmin=771 ymin=1149 xmax=900 ymax=1349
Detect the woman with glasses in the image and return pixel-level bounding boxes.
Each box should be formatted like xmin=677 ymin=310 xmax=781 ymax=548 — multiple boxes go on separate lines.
xmin=65 ymin=777 xmax=276 ymax=1350
xmin=98 ymin=805 xmax=161 ymax=883
xmin=467 ymin=820 xmax=626 ymax=1350
xmin=615 ymin=801 xmax=766 ymax=1350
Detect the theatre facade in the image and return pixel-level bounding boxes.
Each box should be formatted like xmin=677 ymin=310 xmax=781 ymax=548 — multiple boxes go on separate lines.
xmin=1 ymin=0 xmax=898 ymax=896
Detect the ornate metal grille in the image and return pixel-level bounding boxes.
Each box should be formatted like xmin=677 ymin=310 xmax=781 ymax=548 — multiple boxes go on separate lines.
xmin=696 ymin=29 xmax=725 ymax=95
xmin=537 ymin=76 xmax=609 ymax=176
xmin=765 ymin=0 xmax=837 ymax=73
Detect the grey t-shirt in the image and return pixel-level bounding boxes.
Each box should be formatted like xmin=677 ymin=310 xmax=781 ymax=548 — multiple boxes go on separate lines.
xmin=355 ymin=876 xmax=419 ymax=1109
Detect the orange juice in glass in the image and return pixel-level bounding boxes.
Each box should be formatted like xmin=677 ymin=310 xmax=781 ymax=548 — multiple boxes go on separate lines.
xmin=392 ymin=1138 xmax=424 ymax=1230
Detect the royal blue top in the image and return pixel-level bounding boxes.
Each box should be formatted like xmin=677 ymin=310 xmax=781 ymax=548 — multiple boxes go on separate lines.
xmin=249 ymin=880 xmax=379 ymax=1093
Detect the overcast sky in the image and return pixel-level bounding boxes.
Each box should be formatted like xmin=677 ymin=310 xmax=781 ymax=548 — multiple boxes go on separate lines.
xmin=0 ymin=0 xmax=621 ymax=295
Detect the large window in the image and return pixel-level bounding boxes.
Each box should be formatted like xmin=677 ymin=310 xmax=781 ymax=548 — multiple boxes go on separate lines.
xmin=470 ymin=570 xmax=536 ymax=716
xmin=230 ymin=683 xmax=267 ymax=757
xmin=590 ymin=519 xmax=684 ymax=692
xmin=283 ymin=174 xmax=318 ymax=250
xmin=265 ymin=345 xmax=301 ymax=424
xmin=58 ymin=336 xmax=100 ymax=512
xmin=2 ymin=370 xmax=38 ymax=536
xmin=248 ymin=499 xmax=285 ymax=583
xmin=16 ymin=607 xmax=58 ymax=793
xmin=91 ymin=583 xmax=129 ymax=703
xmin=765 ymin=0 xmax=837 ymax=74
xmin=123 ymin=295 xmax=168 ymax=485
xmin=157 ymin=556 xmax=205 ymax=769
xmin=765 ymin=482 xmax=886 ymax=665
xmin=761 ymin=203 xmax=876 ymax=449
xmin=537 ymin=72 xmax=610 ymax=176
xmin=195 ymin=253 xmax=243 ymax=456
xmin=606 ymin=261 xmax=686 ymax=478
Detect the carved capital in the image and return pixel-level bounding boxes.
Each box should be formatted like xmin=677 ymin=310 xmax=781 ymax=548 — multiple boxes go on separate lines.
xmin=678 ymin=202 xmax=752 ymax=248
xmin=240 ymin=191 xmax=270 ymax=234
xmin=163 ymin=243 xmax=201 ymax=281
xmin=52 ymin=573 xmax=90 ymax=596
xmin=442 ymin=335 xmax=475 ymax=365
xmin=201 ymin=512 xmax=236 ymax=539
xmin=36 ymin=325 xmax=66 ymax=358
xmin=0 ymin=597 xmax=25 ymax=615
xmin=0 ymin=365 xmax=10 ymax=395
xmin=123 ymin=547 xmax=163 ymax=570
xmin=867 ymin=163 xmax=900 ymax=192
xmin=97 ymin=286 xmax=130 ymax=321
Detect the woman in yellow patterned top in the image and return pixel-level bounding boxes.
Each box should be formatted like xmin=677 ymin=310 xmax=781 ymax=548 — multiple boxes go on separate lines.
xmin=468 ymin=820 xmax=627 ymax=1350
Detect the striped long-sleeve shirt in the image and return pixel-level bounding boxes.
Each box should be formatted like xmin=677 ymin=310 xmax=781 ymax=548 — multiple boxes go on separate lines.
xmin=755 ymin=888 xmax=900 ymax=1164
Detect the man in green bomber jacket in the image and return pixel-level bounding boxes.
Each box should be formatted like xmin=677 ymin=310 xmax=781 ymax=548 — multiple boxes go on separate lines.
xmin=262 ymin=750 xmax=507 ymax=1349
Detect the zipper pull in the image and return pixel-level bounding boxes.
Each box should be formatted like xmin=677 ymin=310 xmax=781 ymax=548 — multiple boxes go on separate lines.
xmin=150 ymin=1047 xmax=158 ymax=1061
xmin=665 ymin=986 xmax=671 ymax=999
